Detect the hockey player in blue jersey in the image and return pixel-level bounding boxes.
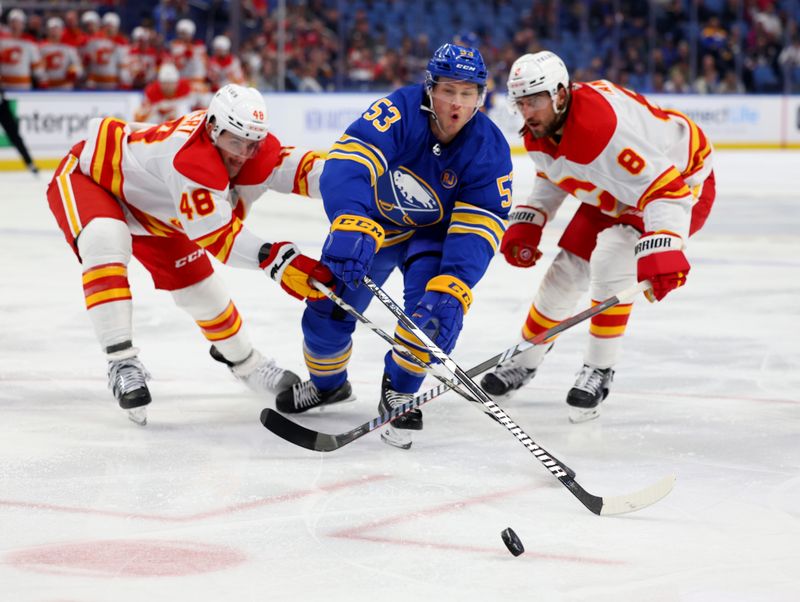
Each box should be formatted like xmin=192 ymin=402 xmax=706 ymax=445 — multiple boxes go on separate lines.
xmin=275 ymin=43 xmax=513 ymax=449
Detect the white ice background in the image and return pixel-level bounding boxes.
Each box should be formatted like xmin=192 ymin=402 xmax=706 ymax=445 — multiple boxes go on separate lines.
xmin=1 ymin=152 xmax=798 ymax=601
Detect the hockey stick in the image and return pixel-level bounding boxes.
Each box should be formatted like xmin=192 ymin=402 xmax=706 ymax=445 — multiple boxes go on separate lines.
xmin=261 ymin=279 xmax=650 ymax=452
xmin=361 ymin=276 xmax=673 ymax=516
xmin=262 ymin=278 xmax=670 ymax=514
xmin=309 ymin=278 xmax=474 ymax=401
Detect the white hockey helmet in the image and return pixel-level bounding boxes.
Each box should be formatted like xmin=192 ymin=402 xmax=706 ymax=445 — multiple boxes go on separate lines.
xmin=81 ymin=10 xmax=100 ymax=25
xmin=102 ymin=12 xmax=120 ymax=29
xmin=8 ymin=8 xmax=25 ymax=23
xmin=132 ymin=26 xmax=148 ymax=42
xmin=158 ymin=63 xmax=180 ymax=84
xmin=175 ymin=19 xmax=196 ymax=38
xmin=206 ymin=85 xmax=268 ymax=157
xmin=507 ymin=51 xmax=570 ymax=113
xmin=47 ymin=16 xmax=64 ymax=30
xmin=213 ymin=35 xmax=231 ymax=53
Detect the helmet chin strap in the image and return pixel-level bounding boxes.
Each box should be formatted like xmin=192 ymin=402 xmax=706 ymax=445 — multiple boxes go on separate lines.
xmin=422 ymin=90 xmax=449 ymax=139
xmin=549 ymin=88 xmax=570 ymax=135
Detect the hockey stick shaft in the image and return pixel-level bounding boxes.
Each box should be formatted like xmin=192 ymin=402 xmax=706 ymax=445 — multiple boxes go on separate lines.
xmin=362 ymin=276 xmax=669 ymax=515
xmin=263 ymin=279 xmax=651 ymax=451
xmin=309 ymin=278 xmax=473 ymax=400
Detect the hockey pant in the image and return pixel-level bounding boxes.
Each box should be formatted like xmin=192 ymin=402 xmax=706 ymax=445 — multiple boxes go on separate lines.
xmin=46 ymin=147 xmax=252 ymax=362
xmin=301 ymin=239 xmax=445 ymax=394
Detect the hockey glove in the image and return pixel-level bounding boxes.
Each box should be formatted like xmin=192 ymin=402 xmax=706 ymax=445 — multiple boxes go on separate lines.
xmin=635 ymin=231 xmax=690 ymax=302
xmin=410 ymin=275 xmax=472 ymax=356
xmin=499 ymin=205 xmax=546 ymax=268
xmin=321 ymin=213 xmax=385 ymax=289
xmin=260 ymin=242 xmax=333 ymax=302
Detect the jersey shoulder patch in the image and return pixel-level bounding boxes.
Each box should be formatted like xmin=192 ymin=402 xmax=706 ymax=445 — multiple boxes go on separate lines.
xmin=558 ymin=83 xmax=617 ymax=164
xmin=173 ymin=124 xmax=228 ymax=191
xmin=232 ymin=134 xmax=282 ymax=186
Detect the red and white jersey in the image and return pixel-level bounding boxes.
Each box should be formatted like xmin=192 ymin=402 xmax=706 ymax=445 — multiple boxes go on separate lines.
xmin=39 ymin=41 xmax=83 ymax=89
xmin=128 ymin=45 xmax=161 ymax=88
xmin=0 ymin=35 xmax=42 ymax=89
xmin=82 ymin=34 xmax=129 ymax=88
xmin=523 ymin=80 xmax=713 ymax=239
xmin=76 ymin=111 xmax=324 ymax=268
xmin=207 ymin=54 xmax=245 ymax=91
xmin=134 ymin=79 xmax=196 ymax=122
xmin=169 ymin=39 xmax=207 ymax=88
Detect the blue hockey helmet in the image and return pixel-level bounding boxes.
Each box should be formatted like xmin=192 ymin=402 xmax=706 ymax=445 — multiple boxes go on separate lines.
xmin=426 ymin=43 xmax=488 ymax=87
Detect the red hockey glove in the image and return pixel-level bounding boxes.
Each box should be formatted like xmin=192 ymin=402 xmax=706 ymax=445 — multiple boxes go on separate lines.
xmin=499 ymin=205 xmax=546 ymax=268
xmin=260 ymin=242 xmax=333 ymax=302
xmin=635 ymin=231 xmax=690 ymax=302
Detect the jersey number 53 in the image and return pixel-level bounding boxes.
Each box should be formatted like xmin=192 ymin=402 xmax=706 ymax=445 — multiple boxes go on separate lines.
xmin=363 ymin=98 xmax=401 ymax=133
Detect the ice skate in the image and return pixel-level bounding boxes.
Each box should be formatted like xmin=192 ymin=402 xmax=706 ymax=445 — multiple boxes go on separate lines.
xmin=480 ymin=359 xmax=538 ymax=401
xmin=275 ymin=379 xmax=355 ymax=414
xmin=566 ymin=364 xmax=614 ymax=423
xmin=210 ymin=346 xmax=300 ymax=396
xmin=379 ymin=374 xmax=422 ymax=450
xmin=107 ymin=356 xmax=151 ymax=425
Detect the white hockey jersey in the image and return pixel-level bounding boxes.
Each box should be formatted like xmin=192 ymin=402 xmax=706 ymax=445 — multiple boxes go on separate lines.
xmin=77 ymin=111 xmax=324 ymax=268
xmin=82 ymin=34 xmax=129 ymax=89
xmin=0 ymin=35 xmax=42 ymax=89
xmin=39 ymin=41 xmax=83 ymax=89
xmin=169 ymin=39 xmax=207 ymax=89
xmin=523 ymin=80 xmax=713 ymax=239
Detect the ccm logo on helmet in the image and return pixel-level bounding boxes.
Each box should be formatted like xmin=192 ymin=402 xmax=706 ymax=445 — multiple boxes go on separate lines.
xmin=456 ymin=64 xmax=477 ymax=72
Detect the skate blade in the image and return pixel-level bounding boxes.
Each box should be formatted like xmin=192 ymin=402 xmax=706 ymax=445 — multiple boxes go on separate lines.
xmin=380 ymin=425 xmax=412 ymax=449
xmin=127 ymin=407 xmax=148 ymax=426
xmin=568 ymin=405 xmax=599 ymax=424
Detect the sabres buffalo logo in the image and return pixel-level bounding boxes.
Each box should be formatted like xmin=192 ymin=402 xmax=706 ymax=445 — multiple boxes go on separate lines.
xmin=376 ymin=167 xmax=443 ymax=227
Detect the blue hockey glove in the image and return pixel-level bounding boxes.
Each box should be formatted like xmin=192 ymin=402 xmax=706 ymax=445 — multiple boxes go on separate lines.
xmin=410 ymin=275 xmax=473 ymax=355
xmin=322 ymin=213 xmax=385 ymax=289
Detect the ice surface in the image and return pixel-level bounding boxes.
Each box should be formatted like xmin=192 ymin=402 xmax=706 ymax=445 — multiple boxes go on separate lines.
xmin=0 ymin=152 xmax=798 ymax=601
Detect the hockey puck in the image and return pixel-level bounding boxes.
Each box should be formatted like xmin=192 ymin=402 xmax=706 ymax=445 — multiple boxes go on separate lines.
xmin=501 ymin=527 xmax=524 ymax=557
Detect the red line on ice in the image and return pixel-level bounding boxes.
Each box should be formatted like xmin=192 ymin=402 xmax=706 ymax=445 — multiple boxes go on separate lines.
xmin=0 ymin=474 xmax=390 ymax=523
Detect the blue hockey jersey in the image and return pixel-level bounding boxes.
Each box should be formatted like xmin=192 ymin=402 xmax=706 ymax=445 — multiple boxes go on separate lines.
xmin=319 ymin=84 xmax=513 ymax=288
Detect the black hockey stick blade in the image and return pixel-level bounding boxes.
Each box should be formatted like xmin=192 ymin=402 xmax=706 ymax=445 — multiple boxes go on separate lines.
xmin=260 ymin=407 xmax=367 ymax=452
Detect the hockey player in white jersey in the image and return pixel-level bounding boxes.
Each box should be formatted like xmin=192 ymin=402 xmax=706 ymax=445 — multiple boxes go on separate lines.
xmin=46 ymin=84 xmax=330 ymax=425
xmin=481 ymin=51 xmax=716 ymax=422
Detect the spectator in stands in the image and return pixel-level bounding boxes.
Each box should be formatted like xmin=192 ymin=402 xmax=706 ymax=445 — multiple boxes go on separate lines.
xmin=60 ymin=10 xmax=86 ymax=48
xmin=0 ymin=9 xmax=42 ymax=90
xmin=778 ymin=36 xmax=800 ymax=91
xmin=133 ymin=62 xmax=196 ymax=123
xmin=82 ymin=12 xmax=128 ymax=90
xmin=169 ymin=18 xmax=208 ymax=91
xmin=346 ymin=32 xmax=375 ymax=89
xmin=81 ymin=10 xmax=100 ymax=38
xmin=128 ymin=27 xmax=161 ymax=90
xmin=717 ymin=69 xmax=746 ymax=93
xmin=665 ymin=69 xmax=691 ymax=93
xmin=39 ymin=17 xmax=83 ymax=90
xmin=208 ymin=35 xmax=246 ymax=91
xmin=694 ymin=54 xmax=721 ymax=94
